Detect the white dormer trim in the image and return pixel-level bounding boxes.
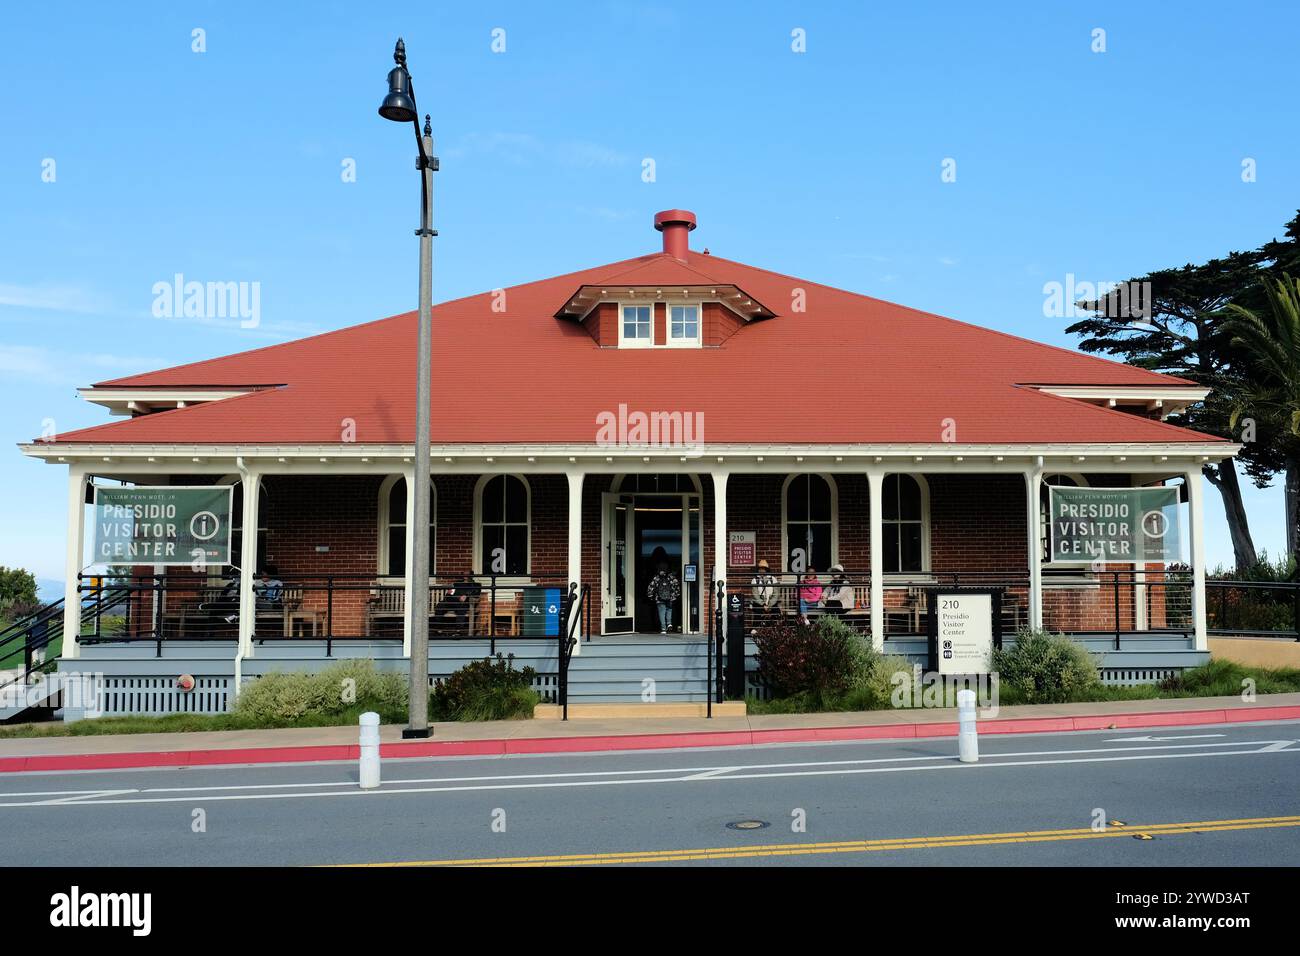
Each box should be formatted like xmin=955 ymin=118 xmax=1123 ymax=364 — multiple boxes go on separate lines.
xmin=1031 ymin=385 xmax=1208 ymax=420
xmin=78 ymin=387 xmax=257 ymax=417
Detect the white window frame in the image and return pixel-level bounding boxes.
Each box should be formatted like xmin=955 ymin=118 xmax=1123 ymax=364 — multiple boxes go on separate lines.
xmin=377 ymin=474 xmax=436 ymax=580
xmin=472 ymin=473 xmax=532 ymax=581
xmin=665 ymin=302 xmax=702 ymax=348
xmin=780 ymin=473 xmax=839 ymax=572
xmin=618 ymin=303 xmax=654 ymax=348
xmin=881 ymin=473 xmax=931 ymax=581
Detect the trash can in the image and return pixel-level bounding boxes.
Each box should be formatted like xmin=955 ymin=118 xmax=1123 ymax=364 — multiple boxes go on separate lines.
xmin=521 ymin=586 xmax=562 ymax=637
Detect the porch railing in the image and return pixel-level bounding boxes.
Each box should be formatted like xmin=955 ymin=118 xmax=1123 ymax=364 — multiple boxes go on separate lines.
xmin=723 ymin=568 xmax=1198 ymax=648
xmin=76 ymin=571 xmax=582 ymax=654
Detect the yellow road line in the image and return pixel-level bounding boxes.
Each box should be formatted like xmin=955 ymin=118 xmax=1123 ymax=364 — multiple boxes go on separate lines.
xmin=341 ymin=814 xmax=1300 ymax=867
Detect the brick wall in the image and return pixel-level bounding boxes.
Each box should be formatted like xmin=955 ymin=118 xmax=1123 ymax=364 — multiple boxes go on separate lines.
xmin=142 ymin=470 xmax=1157 ymax=637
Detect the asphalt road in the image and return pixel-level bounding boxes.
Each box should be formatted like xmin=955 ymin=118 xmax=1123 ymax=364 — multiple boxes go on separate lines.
xmin=1 ymin=720 xmax=1298 ymax=866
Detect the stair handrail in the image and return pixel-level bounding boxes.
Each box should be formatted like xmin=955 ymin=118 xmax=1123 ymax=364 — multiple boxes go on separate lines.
xmin=557 ymin=582 xmax=588 ymax=721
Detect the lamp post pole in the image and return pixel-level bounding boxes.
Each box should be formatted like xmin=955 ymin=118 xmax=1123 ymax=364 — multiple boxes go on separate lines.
xmin=379 ymin=37 xmax=437 ymax=738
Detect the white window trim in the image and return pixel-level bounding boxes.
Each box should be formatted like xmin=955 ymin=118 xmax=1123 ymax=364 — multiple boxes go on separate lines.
xmin=665 ymin=302 xmax=703 ymax=349
xmin=617 ymin=302 xmax=654 ymax=349
xmin=779 ymin=473 xmax=839 ymax=572
xmin=472 ymin=473 xmax=532 ymax=579
xmin=881 ymin=473 xmax=931 ymax=576
xmin=377 ymin=474 xmax=436 ymax=580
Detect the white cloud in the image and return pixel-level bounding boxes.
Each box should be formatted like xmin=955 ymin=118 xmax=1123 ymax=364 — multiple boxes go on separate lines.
xmin=0 ymin=282 xmax=108 ymax=314
xmin=0 ymin=343 xmax=169 ymax=386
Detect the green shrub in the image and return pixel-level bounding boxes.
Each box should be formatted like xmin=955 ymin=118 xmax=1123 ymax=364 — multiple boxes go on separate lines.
xmin=991 ymin=628 xmax=1101 ymax=704
xmin=234 ymin=660 xmax=407 ymax=724
xmin=752 ymin=616 xmax=874 ymax=701
xmin=1161 ymin=658 xmax=1300 ymax=696
xmin=429 ymin=654 xmax=540 ymax=722
xmin=866 ymin=654 xmax=918 ymax=708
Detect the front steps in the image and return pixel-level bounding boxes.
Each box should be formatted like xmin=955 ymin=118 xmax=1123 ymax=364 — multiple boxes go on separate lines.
xmin=566 ymin=638 xmax=719 ymax=703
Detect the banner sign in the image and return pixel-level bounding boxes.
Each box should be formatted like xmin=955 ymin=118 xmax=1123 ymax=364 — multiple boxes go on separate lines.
xmin=93 ymin=486 xmax=233 ymax=566
xmin=928 ymin=589 xmax=1001 ymax=675
xmin=1048 ymin=486 xmax=1180 ymax=563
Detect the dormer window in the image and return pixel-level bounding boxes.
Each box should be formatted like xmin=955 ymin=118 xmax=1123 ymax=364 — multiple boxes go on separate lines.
xmin=668 ymin=304 xmax=701 ymax=347
xmin=620 ymin=305 xmax=652 ymax=347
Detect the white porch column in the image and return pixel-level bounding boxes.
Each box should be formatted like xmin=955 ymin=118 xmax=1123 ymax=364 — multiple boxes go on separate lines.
xmin=61 ymin=466 xmax=88 ymax=660
xmin=711 ymin=470 xmax=729 ymax=636
xmin=1025 ymin=462 xmax=1044 ymax=630
xmin=1185 ymin=468 xmax=1208 ymax=651
xmin=867 ymin=469 xmax=884 ymax=652
xmin=566 ymin=470 xmax=585 ymax=652
xmin=402 ymin=467 xmax=417 ymax=658
xmin=236 ymin=467 xmax=262 ymax=658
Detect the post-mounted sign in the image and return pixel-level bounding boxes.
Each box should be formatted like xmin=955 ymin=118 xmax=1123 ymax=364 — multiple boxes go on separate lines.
xmin=1047 ymin=486 xmax=1180 ymax=564
xmin=93 ymin=486 xmax=234 ymax=566
xmin=927 ymin=588 xmax=1002 ymax=675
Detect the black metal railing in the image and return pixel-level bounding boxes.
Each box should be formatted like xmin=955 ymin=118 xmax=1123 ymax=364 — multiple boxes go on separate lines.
xmin=557 ymin=582 xmax=589 ymax=720
xmin=74 ymin=571 xmax=582 ymax=653
xmin=0 ymin=586 xmax=124 ymax=708
xmin=723 ymin=567 xmax=1201 ymax=649
xmin=1205 ymin=579 xmax=1300 ymax=640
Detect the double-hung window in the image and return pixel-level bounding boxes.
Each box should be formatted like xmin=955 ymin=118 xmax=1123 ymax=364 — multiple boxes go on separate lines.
xmin=668 ymin=304 xmax=700 ymax=346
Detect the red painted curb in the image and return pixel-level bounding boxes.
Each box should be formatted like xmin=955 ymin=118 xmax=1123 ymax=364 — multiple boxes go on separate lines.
xmin=3 ymin=704 xmax=1298 ymax=774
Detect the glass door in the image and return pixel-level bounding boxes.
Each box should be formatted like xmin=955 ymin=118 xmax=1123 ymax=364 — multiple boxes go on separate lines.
xmin=601 ymin=493 xmax=634 ymax=633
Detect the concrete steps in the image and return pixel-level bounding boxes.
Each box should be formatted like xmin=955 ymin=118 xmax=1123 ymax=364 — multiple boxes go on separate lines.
xmin=566 ymin=639 xmax=715 ymax=703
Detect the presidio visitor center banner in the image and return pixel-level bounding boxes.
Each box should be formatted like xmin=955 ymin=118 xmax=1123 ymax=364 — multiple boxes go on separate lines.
xmin=1047 ymin=485 xmax=1181 ymax=564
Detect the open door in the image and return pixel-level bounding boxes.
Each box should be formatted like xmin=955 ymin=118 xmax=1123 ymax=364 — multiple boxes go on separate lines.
xmin=601 ymin=493 xmax=635 ymax=634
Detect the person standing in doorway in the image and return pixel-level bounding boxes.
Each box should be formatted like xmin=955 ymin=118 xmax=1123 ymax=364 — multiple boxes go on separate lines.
xmin=647 ymin=561 xmax=681 ymax=634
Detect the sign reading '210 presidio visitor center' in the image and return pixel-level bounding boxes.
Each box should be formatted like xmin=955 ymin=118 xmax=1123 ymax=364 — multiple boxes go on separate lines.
xmin=1048 ymin=485 xmax=1181 ymax=563
xmin=93 ymin=486 xmax=233 ymax=566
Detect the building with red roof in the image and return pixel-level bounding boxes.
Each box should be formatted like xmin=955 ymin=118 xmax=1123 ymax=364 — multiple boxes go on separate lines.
xmin=18 ymin=210 xmax=1235 ymax=716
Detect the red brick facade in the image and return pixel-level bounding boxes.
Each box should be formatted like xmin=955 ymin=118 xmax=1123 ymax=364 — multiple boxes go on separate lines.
xmin=132 ymin=471 xmax=1168 ymax=639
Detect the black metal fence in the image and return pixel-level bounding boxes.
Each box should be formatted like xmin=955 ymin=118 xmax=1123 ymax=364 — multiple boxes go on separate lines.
xmin=75 ymin=572 xmax=585 ymax=653
xmin=1205 ymin=580 xmax=1300 ymax=639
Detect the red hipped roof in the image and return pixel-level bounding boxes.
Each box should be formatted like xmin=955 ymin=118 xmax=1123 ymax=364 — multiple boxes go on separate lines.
xmin=50 ymin=247 xmax=1218 ymax=447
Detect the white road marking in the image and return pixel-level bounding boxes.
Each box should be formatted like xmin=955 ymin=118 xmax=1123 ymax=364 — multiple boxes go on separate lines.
xmin=0 ymin=739 xmax=1293 ymax=809
xmin=1106 ymin=734 xmax=1227 ymax=742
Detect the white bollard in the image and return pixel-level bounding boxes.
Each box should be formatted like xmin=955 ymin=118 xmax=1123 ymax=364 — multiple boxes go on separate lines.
xmin=359 ymin=711 xmax=381 ymax=790
xmin=957 ymin=689 xmax=979 ymax=764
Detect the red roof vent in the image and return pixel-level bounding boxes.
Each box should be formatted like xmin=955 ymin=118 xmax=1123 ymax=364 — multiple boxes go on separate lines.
xmin=654 ymin=209 xmax=696 ymax=259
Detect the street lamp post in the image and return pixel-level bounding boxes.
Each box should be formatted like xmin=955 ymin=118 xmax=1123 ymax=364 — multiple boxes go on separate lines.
xmin=379 ymin=37 xmax=437 ymax=738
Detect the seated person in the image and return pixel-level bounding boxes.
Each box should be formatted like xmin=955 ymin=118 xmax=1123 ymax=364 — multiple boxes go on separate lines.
xmin=431 ymin=581 xmax=482 ymax=634
xmin=820 ymin=564 xmax=855 ymax=614
xmin=254 ymin=565 xmax=284 ymax=608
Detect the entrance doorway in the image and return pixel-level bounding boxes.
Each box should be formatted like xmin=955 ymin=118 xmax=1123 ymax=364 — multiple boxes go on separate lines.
xmin=601 ymin=477 xmax=701 ymax=635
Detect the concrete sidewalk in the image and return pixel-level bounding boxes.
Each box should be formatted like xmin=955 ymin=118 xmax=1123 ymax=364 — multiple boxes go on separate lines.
xmin=1 ymin=692 xmax=1298 ymax=773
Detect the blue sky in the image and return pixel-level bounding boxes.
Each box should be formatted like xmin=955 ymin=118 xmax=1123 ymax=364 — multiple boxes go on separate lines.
xmin=1 ymin=0 xmax=1296 ymax=581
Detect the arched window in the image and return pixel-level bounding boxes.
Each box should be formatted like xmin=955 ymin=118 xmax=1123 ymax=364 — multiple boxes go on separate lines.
xmin=882 ymin=474 xmax=928 ymax=575
xmin=782 ymin=474 xmax=836 ymax=571
xmin=378 ymin=475 xmax=436 ymax=577
xmin=476 ymin=475 xmax=530 ymax=575
xmin=612 ymin=473 xmax=702 ymax=494
xmin=1041 ymin=473 xmax=1086 ymax=561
